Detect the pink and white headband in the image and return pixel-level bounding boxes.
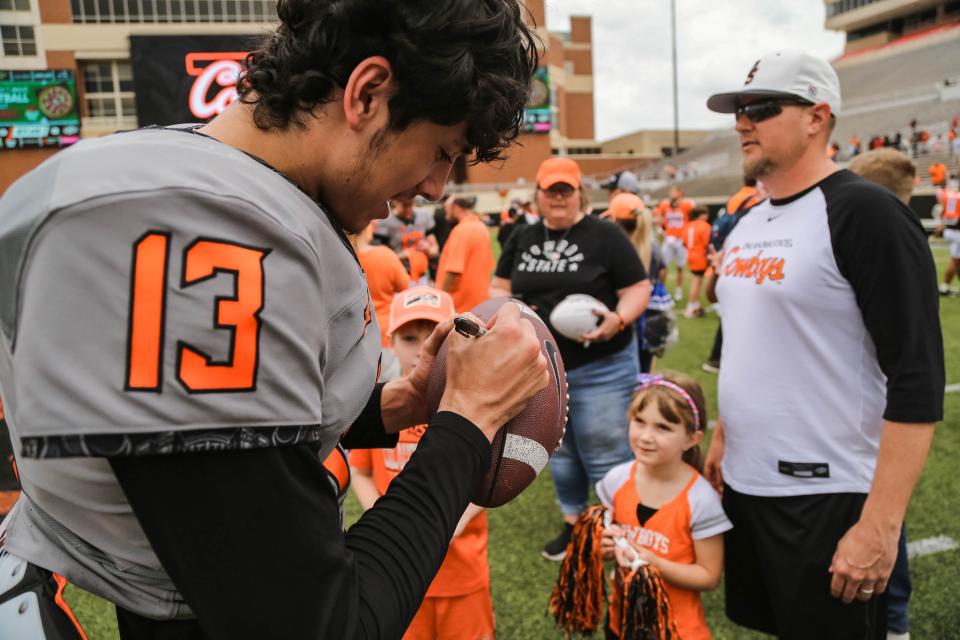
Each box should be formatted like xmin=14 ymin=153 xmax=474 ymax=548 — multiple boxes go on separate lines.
xmin=635 ymin=374 xmax=702 ymax=430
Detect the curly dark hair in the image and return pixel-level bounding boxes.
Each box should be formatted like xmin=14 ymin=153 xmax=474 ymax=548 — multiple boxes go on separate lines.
xmin=240 ymin=0 xmax=540 ymax=163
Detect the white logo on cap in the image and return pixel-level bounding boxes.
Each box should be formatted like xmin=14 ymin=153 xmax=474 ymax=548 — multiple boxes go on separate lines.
xmin=404 ymin=293 xmax=441 ymax=308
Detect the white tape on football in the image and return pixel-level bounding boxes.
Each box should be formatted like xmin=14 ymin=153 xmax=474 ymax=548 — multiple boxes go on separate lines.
xmin=503 ymin=433 xmax=550 ymax=474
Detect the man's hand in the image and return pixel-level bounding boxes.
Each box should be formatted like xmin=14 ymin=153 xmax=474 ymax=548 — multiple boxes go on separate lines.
xmin=381 ymin=317 xmax=457 ymax=432
xmin=438 ymin=302 xmax=549 ymax=442
xmin=703 ymin=421 xmax=725 ymax=496
xmin=829 ymin=518 xmax=900 ymax=603
xmin=828 ymin=421 xmax=934 ymax=603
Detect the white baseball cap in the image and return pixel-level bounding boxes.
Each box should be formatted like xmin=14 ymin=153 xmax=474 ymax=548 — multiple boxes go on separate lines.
xmin=707 ymin=50 xmax=841 ymax=116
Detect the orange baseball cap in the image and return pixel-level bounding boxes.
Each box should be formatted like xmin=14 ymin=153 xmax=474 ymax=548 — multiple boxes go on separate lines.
xmin=606 ymin=193 xmax=646 ymax=220
xmin=387 ymin=286 xmax=455 ymax=336
xmin=537 ymin=157 xmax=582 ymax=189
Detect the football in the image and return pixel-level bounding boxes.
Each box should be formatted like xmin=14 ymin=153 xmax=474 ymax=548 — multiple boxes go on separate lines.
xmin=426 ymin=297 xmax=568 ymax=508
xmin=548 ymin=294 xmax=609 ymax=341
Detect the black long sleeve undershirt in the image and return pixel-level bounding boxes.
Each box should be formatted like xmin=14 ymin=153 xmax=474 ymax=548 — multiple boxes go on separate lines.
xmin=109 ymin=412 xmax=490 ymax=640
xmin=340 ymin=382 xmax=399 ymax=450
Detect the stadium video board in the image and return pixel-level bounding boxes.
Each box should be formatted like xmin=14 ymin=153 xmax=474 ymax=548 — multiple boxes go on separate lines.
xmin=0 ymin=70 xmax=81 ymax=150
xmin=130 ymin=34 xmax=259 ymax=126
xmin=524 ymin=67 xmax=551 ymax=134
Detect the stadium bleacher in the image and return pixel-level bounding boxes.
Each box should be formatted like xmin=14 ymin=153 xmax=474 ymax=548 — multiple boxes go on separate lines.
xmin=833 ymin=26 xmax=960 ymax=106
xmin=613 ymin=25 xmax=960 ymax=213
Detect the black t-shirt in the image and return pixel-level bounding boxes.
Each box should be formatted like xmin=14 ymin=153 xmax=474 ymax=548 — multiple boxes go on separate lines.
xmin=496 ymin=215 xmax=647 ymax=370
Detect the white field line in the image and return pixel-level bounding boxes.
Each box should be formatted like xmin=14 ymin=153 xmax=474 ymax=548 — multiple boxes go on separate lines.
xmin=907 ymin=535 xmax=959 ymax=560
xmin=946 ymin=383 xmax=960 ymax=394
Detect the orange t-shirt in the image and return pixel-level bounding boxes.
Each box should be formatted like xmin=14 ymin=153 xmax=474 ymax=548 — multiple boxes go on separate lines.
xmin=349 ymin=426 xmax=490 ymax=598
xmin=930 ymin=163 xmax=947 ymax=186
xmin=725 ymin=187 xmax=759 ymax=215
xmin=403 ymin=249 xmax=429 ymax=282
xmin=358 ymin=245 xmax=411 ymax=346
xmin=684 ymin=220 xmax=712 ymax=272
xmin=938 ymin=188 xmax=960 ymax=221
xmin=436 ymin=214 xmax=495 ymax=312
xmin=661 ymin=199 xmax=695 ymax=239
xmin=597 ymin=462 xmax=731 ymax=640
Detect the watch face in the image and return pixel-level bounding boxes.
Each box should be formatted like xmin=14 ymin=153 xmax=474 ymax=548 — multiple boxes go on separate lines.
xmin=38 ymin=85 xmax=74 ymax=118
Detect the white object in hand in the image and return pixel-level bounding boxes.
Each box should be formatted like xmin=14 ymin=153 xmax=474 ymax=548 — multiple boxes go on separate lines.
xmin=549 ymin=294 xmax=609 ymax=341
xmin=615 ymin=536 xmax=648 ymax=571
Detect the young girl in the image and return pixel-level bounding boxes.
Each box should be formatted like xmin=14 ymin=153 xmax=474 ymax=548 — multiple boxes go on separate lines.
xmin=598 ymin=372 xmax=731 ymax=639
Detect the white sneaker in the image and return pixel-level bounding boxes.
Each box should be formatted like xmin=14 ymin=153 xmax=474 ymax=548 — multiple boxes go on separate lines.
xmin=673 ymin=288 xmax=683 ymax=301
xmin=887 ymin=632 xmax=909 ymax=640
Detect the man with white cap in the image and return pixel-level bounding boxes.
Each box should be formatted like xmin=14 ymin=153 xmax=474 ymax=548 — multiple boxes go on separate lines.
xmin=702 ymin=51 xmax=943 ymax=638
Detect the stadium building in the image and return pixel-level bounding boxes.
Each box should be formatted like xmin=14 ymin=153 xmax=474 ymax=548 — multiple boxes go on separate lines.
xmin=0 ymin=0 xmax=715 ymax=201
xmin=463 ymin=0 xmax=712 ymax=188
xmin=0 ymin=0 xmax=287 ymax=192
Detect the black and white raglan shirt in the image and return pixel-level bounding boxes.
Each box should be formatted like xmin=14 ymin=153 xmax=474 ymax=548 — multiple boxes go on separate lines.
xmin=716 ymin=170 xmax=944 ymax=497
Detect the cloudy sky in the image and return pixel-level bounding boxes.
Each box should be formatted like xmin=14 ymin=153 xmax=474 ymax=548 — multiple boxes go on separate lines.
xmin=544 ymin=1 xmax=846 ymax=141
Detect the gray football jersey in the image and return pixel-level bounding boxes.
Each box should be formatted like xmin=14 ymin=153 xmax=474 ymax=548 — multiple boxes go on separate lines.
xmin=374 ymin=208 xmax=435 ymax=253
xmin=0 ymin=127 xmax=380 ymax=617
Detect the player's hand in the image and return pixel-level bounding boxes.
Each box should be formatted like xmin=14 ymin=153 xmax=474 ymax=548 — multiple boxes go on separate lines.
xmin=438 ymin=302 xmax=548 ymax=442
xmin=828 ymin=519 xmax=900 ymax=603
xmin=381 ymin=316 xmax=458 ymax=432
xmin=580 ymin=310 xmax=621 ymax=343
xmin=703 ymin=424 xmax=725 ymax=496
xmin=405 ymin=315 xmax=458 ymax=396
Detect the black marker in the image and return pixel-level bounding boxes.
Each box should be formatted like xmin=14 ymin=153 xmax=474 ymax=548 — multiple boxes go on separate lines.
xmin=454 ymin=316 xmax=487 ymax=339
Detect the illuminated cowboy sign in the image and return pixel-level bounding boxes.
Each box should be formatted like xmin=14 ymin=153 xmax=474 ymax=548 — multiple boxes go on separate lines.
xmin=130 ymin=35 xmax=256 ymax=127
xmin=185 ymin=51 xmax=245 ymax=120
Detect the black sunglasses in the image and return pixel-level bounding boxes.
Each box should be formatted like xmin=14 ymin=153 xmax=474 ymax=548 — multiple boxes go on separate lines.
xmin=542 ymin=183 xmax=577 ymax=198
xmin=735 ymin=98 xmax=814 ymax=123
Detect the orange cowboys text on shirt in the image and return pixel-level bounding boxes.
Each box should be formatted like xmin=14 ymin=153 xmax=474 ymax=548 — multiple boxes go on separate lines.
xmin=722 ymin=245 xmax=786 ymax=285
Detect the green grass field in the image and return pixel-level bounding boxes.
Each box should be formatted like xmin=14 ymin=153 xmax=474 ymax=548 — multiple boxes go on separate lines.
xmin=65 ymin=242 xmax=959 ymax=639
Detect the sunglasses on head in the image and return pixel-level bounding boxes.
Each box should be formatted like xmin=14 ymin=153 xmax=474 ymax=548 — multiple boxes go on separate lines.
xmin=735 ymin=98 xmax=814 ymax=123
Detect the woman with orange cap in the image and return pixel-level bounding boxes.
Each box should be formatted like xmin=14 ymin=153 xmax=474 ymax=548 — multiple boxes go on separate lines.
xmin=491 ymin=157 xmax=652 ymax=560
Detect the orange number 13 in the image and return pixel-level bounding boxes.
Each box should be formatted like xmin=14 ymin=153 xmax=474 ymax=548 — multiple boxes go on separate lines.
xmin=126 ymin=232 xmax=270 ymax=393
